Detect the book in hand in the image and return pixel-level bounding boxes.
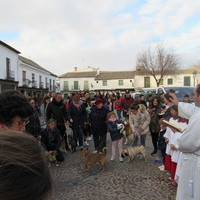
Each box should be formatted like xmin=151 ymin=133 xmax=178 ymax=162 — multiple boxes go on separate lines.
xmin=162 ymin=120 xmax=187 ymax=133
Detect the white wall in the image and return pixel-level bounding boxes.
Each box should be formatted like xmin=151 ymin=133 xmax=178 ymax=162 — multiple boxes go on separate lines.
xmin=93 ymin=79 xmax=134 ymax=90
xmin=59 ymin=77 xmax=134 ymax=91
xmin=134 ymin=73 xmax=196 ymax=89
xmin=0 ymin=45 xmax=18 ymax=80
xmin=60 ymin=77 xmax=95 ymax=91
xmin=18 ymin=61 xmax=58 ymax=90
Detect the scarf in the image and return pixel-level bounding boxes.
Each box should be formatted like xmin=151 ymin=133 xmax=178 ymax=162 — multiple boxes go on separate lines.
xmin=73 ymin=100 xmax=82 ymax=109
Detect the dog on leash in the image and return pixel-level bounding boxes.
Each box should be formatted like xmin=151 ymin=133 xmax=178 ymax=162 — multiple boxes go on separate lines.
xmin=60 ymin=124 xmax=76 ymax=153
xmin=121 ymin=146 xmax=147 ymax=162
xmin=47 ymin=152 xmax=59 ymax=167
xmin=67 ymin=134 xmax=76 ymax=152
xmin=123 ymin=121 xmax=134 ymax=145
xmin=82 ymin=146 xmax=107 ymax=171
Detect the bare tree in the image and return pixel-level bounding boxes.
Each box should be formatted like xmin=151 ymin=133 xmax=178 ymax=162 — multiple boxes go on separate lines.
xmin=136 ymin=42 xmax=180 ymax=87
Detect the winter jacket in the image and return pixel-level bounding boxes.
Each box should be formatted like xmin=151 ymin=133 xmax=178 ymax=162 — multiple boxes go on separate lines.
xmin=129 ymin=112 xmax=140 ymax=135
xmin=26 ymin=108 xmax=41 ymax=137
xmin=139 ymin=111 xmax=150 ymax=135
xmin=46 ymin=99 xmax=67 ymax=125
xmin=149 ymin=106 xmax=162 ymax=133
xmin=106 ymin=120 xmax=124 ymax=141
xmin=89 ymin=106 xmax=109 ymax=135
xmin=122 ymin=97 xmax=134 ymax=111
xmin=41 ymin=128 xmax=61 ymax=151
xmin=68 ymin=101 xmax=87 ymax=129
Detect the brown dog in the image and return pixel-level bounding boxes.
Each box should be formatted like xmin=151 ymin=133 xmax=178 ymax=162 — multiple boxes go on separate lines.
xmin=123 ymin=121 xmax=134 ymax=145
xmin=121 ymin=146 xmax=147 ymax=162
xmin=82 ymin=146 xmax=107 ymax=171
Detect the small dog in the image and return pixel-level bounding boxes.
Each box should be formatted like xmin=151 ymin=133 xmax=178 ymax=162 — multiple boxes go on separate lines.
xmin=123 ymin=121 xmax=134 ymax=145
xmin=47 ymin=152 xmax=59 ymax=167
xmin=121 ymin=146 xmax=147 ymax=162
xmin=60 ymin=139 xmax=68 ymax=153
xmin=82 ymin=146 xmax=107 ymax=171
xmin=68 ymin=134 xmax=76 ymax=152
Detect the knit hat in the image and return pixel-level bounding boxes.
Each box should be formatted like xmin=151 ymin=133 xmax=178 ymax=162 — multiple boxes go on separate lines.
xmin=95 ymin=98 xmax=103 ymax=105
xmin=47 ymin=119 xmax=57 ymax=124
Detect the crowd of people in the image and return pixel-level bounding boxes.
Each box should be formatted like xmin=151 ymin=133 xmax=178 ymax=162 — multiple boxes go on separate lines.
xmin=0 ymin=87 xmax=199 ymax=200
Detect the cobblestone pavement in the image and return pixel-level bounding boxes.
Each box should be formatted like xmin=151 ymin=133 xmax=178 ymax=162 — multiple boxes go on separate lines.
xmin=50 ymin=135 xmax=176 ymax=200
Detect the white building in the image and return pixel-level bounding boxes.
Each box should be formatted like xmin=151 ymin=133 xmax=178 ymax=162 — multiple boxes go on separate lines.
xmin=59 ymin=67 xmax=135 ymax=96
xmin=134 ymin=68 xmax=199 ymax=89
xmin=18 ymin=56 xmax=58 ymax=97
xmin=59 ymin=66 xmax=200 ymax=95
xmin=0 ymin=40 xmax=20 ymax=92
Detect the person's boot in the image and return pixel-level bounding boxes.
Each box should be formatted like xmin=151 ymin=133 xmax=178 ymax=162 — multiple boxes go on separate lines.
xmin=151 ymin=150 xmax=157 ymax=156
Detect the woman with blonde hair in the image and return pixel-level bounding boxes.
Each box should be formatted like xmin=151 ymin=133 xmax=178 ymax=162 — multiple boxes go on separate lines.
xmin=138 ymin=104 xmax=150 ymax=146
xmin=129 ymin=104 xmax=150 ymax=147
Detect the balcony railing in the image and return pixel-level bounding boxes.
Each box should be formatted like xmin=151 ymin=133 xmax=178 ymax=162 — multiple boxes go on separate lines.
xmin=71 ymin=86 xmax=80 ymax=91
xmin=22 ymin=79 xmax=31 ymax=87
xmin=46 ymin=83 xmax=49 ymax=89
xmin=32 ymin=81 xmax=37 ymax=88
xmin=63 ymin=87 xmax=69 ymax=92
xmin=53 ymin=85 xmax=57 ymax=91
xmin=39 ymin=82 xmax=44 ymax=89
xmin=6 ymin=70 xmax=15 ymax=81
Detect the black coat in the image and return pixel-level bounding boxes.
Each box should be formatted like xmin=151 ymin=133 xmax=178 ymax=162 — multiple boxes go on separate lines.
xmin=106 ymin=120 xmax=124 ymax=141
xmin=68 ymin=102 xmax=87 ymax=129
xmin=149 ymin=106 xmax=162 ymax=133
xmin=41 ymin=128 xmax=61 ymax=151
xmin=89 ymin=106 xmax=109 ymax=135
xmin=26 ymin=108 xmax=41 ymax=137
xmin=46 ymin=99 xmax=67 ymax=125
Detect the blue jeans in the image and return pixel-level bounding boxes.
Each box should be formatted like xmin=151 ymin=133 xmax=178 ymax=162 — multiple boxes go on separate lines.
xmin=72 ymin=127 xmax=83 ymax=147
xmin=131 ymin=134 xmax=147 ymax=147
xmin=116 ymin=110 xmax=122 ymax=120
xmin=140 ymin=134 xmax=147 ymax=147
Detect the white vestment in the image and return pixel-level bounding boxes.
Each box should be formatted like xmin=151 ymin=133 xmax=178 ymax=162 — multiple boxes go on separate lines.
xmin=176 ymin=102 xmax=200 ymax=200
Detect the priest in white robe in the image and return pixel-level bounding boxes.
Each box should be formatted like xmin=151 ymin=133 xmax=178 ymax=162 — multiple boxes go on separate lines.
xmin=170 ymin=85 xmax=200 ymax=200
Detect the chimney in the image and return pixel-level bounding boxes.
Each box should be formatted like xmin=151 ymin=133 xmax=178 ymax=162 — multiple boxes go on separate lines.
xmin=96 ymin=68 xmax=100 ymax=76
xmin=74 ymin=67 xmax=78 ymax=71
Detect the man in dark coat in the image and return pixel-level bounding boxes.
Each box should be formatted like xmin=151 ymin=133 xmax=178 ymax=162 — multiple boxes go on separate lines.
xmin=46 ymin=92 xmax=68 ymax=149
xmin=89 ymin=98 xmax=109 ymax=153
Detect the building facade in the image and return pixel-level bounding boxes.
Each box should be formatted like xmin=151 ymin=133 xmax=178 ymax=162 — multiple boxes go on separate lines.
xmin=0 ymin=40 xmax=20 ymax=92
xmin=134 ymin=68 xmax=199 ymax=89
xmin=18 ymin=56 xmax=58 ymax=97
xmin=0 ymin=40 xmax=58 ymax=97
xmin=59 ymin=67 xmax=135 ymax=96
xmin=60 ymin=66 xmax=200 ymax=95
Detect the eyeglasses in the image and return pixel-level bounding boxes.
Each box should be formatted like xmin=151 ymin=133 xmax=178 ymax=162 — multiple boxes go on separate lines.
xmin=11 ymin=119 xmax=29 ymax=127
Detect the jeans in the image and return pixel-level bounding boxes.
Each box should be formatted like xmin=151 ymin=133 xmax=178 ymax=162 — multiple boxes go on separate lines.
xmin=72 ymin=127 xmax=83 ymax=147
xmin=131 ymin=135 xmax=139 ymax=146
xmin=140 ymin=134 xmax=147 ymax=147
xmin=93 ymin=134 xmax=107 ymax=152
xmin=116 ymin=110 xmax=122 ymax=120
xmin=131 ymin=134 xmax=146 ymax=146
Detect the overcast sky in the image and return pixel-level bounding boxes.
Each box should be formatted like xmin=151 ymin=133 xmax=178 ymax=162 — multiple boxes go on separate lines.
xmin=1 ymin=0 xmax=200 ymax=75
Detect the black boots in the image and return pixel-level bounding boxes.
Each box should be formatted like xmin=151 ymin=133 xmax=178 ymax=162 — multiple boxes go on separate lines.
xmin=151 ymin=150 xmax=157 ymax=156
